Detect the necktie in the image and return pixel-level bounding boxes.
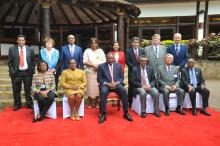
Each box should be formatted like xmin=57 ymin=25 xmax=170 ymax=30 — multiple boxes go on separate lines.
xmin=109 ymin=64 xmax=114 ymax=82
xmin=175 ymin=44 xmax=179 ymax=55
xmin=190 ymin=69 xmax=197 ymax=87
xmin=167 ymin=66 xmax=172 ymax=80
xmin=20 ymin=47 xmax=24 ymax=67
xmin=141 ymin=68 xmax=149 ymax=85
xmin=135 ymin=49 xmax=138 ymax=61
xmin=155 ymin=46 xmax=158 ymax=59
xmin=70 ymin=46 xmax=74 ymax=57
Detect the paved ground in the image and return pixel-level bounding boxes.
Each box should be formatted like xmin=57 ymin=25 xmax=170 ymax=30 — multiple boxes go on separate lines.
xmin=0 ymin=80 xmax=220 ymax=111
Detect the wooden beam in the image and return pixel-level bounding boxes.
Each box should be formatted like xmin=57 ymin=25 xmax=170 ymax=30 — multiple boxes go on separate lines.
xmin=69 ymin=5 xmax=84 ymax=24
xmin=1 ymin=3 xmax=14 ymax=22
xmin=80 ymin=7 xmax=96 ymax=23
xmin=14 ymin=4 xmax=25 ymax=23
xmin=24 ymin=3 xmax=35 ymax=25
xmin=90 ymin=9 xmax=108 ymax=22
xmin=50 ymin=6 xmax=57 ymax=25
xmin=58 ymin=3 xmax=71 ymax=24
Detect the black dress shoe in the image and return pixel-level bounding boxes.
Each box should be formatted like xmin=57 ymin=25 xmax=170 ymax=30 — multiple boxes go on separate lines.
xmin=141 ymin=112 xmax=146 ymax=118
xmin=165 ymin=108 xmax=170 ymax=116
xmin=192 ymin=108 xmax=197 ymax=116
xmin=123 ymin=113 xmax=133 ymax=122
xmin=13 ymin=105 xmax=21 ymax=111
xmin=154 ymin=112 xmax=161 ymax=118
xmin=176 ymin=108 xmax=186 ymax=115
xmin=98 ymin=113 xmax=106 ymax=124
xmin=200 ymin=109 xmax=211 ymax=116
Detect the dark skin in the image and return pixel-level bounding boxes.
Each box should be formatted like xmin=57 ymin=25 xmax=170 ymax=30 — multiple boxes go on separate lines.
xmin=38 ymin=62 xmax=50 ymax=97
xmin=105 ymin=53 xmax=118 ymax=89
xmin=140 ymin=57 xmax=151 ymax=91
xmin=17 ymin=37 xmax=26 ymax=48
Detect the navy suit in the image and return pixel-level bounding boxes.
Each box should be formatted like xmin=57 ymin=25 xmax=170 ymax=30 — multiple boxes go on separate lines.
xmin=167 ymin=44 xmax=188 ymax=69
xmin=97 ymin=62 xmax=128 ymax=113
xmin=61 ymin=45 xmax=83 ymax=71
xmin=125 ymin=48 xmax=145 ymax=106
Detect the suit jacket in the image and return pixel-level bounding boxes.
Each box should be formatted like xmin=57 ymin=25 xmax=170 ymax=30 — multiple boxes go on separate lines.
xmin=40 ymin=48 xmax=61 ymax=72
xmin=130 ymin=65 xmax=156 ymax=96
xmin=125 ymin=48 xmax=145 ymax=71
xmin=167 ymin=44 xmax=188 ymax=69
xmin=144 ymin=44 xmax=167 ymax=74
xmin=8 ymin=45 xmax=35 ymax=77
xmin=157 ymin=65 xmax=180 ymax=88
xmin=61 ymin=44 xmax=83 ymax=70
xmin=97 ymin=62 xmax=124 ymax=86
xmin=111 ymin=50 xmax=125 ymax=73
xmin=181 ymin=67 xmax=205 ymax=90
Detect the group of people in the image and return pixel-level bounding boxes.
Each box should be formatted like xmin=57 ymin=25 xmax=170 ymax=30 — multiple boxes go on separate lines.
xmin=8 ymin=32 xmax=211 ymax=124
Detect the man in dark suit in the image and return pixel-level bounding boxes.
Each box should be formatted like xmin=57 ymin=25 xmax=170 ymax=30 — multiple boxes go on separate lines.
xmin=97 ymin=53 xmax=133 ymax=124
xmin=167 ymin=33 xmax=188 ymax=69
xmin=126 ymin=37 xmax=145 ymax=107
xmin=8 ymin=35 xmax=35 ymax=111
xmin=131 ymin=55 xmax=160 ymax=118
xmin=181 ymin=58 xmax=211 ymax=116
xmin=157 ymin=54 xmax=185 ymax=116
xmin=61 ymin=34 xmax=83 ymax=70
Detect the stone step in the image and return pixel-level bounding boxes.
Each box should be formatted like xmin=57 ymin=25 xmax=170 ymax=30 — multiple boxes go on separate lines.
xmin=0 ymin=65 xmax=9 ymax=72
xmin=0 ymin=79 xmax=11 ymax=84
xmin=0 ymin=73 xmax=10 ymax=79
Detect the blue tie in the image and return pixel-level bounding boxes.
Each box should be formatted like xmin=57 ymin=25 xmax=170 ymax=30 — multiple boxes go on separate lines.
xmin=175 ymin=45 xmax=179 ymax=55
xmin=190 ymin=69 xmax=197 ymax=87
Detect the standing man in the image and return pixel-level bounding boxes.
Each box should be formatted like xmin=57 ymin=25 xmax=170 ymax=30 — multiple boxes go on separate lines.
xmin=97 ymin=53 xmax=133 ymax=124
xmin=145 ymin=34 xmax=167 ymax=74
xmin=157 ymin=54 xmax=185 ymax=116
xmin=131 ymin=55 xmax=160 ymax=118
xmin=181 ymin=58 xmax=211 ymax=116
xmin=61 ymin=34 xmax=83 ymax=71
xmin=167 ymin=33 xmax=188 ymax=69
xmin=126 ymin=37 xmax=145 ymax=107
xmin=8 ymin=35 xmax=35 ymax=111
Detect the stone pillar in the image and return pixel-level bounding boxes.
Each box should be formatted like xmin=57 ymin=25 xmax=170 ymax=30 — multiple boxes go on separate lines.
xmin=117 ymin=12 xmax=125 ymax=51
xmin=196 ymin=1 xmax=207 ymax=41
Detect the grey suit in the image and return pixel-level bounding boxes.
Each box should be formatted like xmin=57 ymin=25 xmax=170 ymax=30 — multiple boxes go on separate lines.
xmin=157 ymin=65 xmax=184 ymax=109
xmin=144 ymin=45 xmax=167 ymax=74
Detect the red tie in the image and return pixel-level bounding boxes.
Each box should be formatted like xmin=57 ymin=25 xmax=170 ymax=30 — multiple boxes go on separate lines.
xmin=109 ymin=64 xmax=114 ymax=82
xmin=20 ymin=47 xmax=24 ymax=67
xmin=135 ymin=49 xmax=138 ymax=61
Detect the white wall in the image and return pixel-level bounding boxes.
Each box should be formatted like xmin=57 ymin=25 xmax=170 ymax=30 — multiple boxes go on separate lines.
xmin=136 ymin=1 xmax=220 ymax=18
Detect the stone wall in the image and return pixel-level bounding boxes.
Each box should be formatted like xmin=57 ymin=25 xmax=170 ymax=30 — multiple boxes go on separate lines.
xmin=195 ymin=60 xmax=220 ymax=79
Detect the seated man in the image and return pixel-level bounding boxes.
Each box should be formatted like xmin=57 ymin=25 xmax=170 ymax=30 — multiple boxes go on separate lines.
xmin=157 ymin=54 xmax=185 ymax=116
xmin=97 ymin=52 xmax=133 ymax=124
xmin=131 ymin=55 xmax=160 ymax=118
xmin=181 ymin=58 xmax=211 ymax=116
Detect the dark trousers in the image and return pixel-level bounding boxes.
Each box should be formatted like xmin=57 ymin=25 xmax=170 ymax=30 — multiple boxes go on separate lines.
xmin=187 ymin=86 xmax=210 ymax=109
xmin=128 ymin=70 xmax=133 ymax=106
xmin=11 ymin=70 xmax=33 ymax=107
xmin=34 ymin=91 xmax=55 ymax=117
xmin=100 ymin=84 xmax=128 ymax=114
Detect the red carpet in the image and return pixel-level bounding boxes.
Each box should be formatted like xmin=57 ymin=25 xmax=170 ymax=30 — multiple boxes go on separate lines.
xmin=0 ymin=106 xmax=220 ymax=146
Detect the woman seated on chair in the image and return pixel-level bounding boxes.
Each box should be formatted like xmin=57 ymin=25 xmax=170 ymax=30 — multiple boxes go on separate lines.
xmin=32 ymin=60 xmax=57 ymax=122
xmin=60 ymin=59 xmax=87 ymax=121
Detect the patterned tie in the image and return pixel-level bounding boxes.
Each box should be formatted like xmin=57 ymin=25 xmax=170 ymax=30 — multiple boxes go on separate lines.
xmin=19 ymin=47 xmax=24 ymax=67
xmin=175 ymin=44 xmax=179 ymax=55
xmin=167 ymin=66 xmax=173 ymax=80
xmin=155 ymin=46 xmax=158 ymax=59
xmin=190 ymin=69 xmax=197 ymax=87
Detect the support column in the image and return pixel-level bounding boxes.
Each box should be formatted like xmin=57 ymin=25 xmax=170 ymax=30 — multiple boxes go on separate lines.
xmin=94 ymin=25 xmax=98 ymax=38
xmin=196 ymin=1 xmax=206 ymax=41
xmin=117 ymin=12 xmax=125 ymax=51
xmin=124 ymin=19 xmax=129 ymax=50
xmin=41 ymin=1 xmax=51 ymax=39
xmin=59 ymin=26 xmax=63 ymax=50
xmin=203 ymin=0 xmax=209 ymax=38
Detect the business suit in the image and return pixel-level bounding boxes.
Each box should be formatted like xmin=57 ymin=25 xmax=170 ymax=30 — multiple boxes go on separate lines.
xmin=144 ymin=44 xmax=167 ymax=74
xmin=181 ymin=67 xmax=210 ymax=110
xmin=8 ymin=45 xmax=35 ymax=108
xmin=125 ymin=48 xmax=145 ymax=106
xmin=167 ymin=44 xmax=188 ymax=69
xmin=131 ymin=65 xmax=160 ymax=114
xmin=97 ymin=62 xmax=128 ymax=114
xmin=157 ymin=65 xmax=185 ymax=110
xmin=61 ymin=44 xmax=83 ymax=70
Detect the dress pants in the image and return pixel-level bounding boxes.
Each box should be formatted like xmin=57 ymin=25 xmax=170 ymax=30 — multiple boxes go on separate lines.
xmin=100 ymin=84 xmax=128 ymax=114
xmin=34 ymin=91 xmax=56 ymax=117
xmin=159 ymin=87 xmax=185 ymax=109
xmin=128 ymin=70 xmax=133 ymax=106
xmin=136 ymin=87 xmax=159 ymax=113
xmin=11 ymin=70 xmax=33 ymax=107
xmin=187 ymin=86 xmax=210 ymax=109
